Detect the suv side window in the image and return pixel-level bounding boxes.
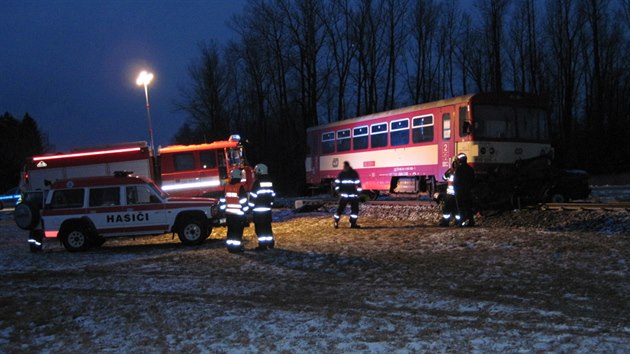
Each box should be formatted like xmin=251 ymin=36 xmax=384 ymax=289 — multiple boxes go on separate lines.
xmin=89 ymin=187 xmax=121 ymax=207
xmin=50 ymin=189 xmax=84 ymax=209
xmin=126 ymin=185 xmax=161 ymax=205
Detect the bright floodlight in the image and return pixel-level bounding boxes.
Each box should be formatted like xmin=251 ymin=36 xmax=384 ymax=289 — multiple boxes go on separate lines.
xmin=136 ymin=70 xmax=154 ymax=86
xmin=136 ymin=70 xmax=155 ymax=153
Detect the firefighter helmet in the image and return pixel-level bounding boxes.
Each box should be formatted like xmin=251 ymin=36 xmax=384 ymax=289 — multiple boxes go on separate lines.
xmin=456 ymin=153 xmax=467 ymax=163
xmin=254 ymin=163 xmax=268 ymax=175
xmin=230 ymin=169 xmax=243 ymax=179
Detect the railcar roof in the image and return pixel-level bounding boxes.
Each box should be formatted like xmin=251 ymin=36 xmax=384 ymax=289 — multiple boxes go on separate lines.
xmin=308 ymin=91 xmax=545 ymax=131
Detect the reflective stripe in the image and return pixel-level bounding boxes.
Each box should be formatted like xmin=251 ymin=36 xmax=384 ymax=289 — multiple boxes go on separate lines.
xmin=161 ymin=178 xmax=221 ymax=192
xmin=226 ymin=192 xmax=238 ymax=198
xmin=350 ymin=214 xmax=358 ymax=219
xmin=333 ymin=214 xmax=340 ymax=220
xmin=226 ymin=239 xmax=242 ymax=246
xmin=442 ymin=214 xmax=451 ymax=219
xmin=226 ymin=208 xmax=244 ymax=215
xmin=253 ymin=207 xmax=272 ymax=212
xmin=258 ymin=236 xmax=274 ymax=242
xmin=28 ymin=239 xmax=42 ymax=246
xmin=260 ymin=182 xmax=273 ymax=188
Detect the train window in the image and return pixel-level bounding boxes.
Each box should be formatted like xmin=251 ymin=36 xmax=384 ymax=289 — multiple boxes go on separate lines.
xmin=173 ymin=153 xmax=195 ymax=172
xmin=370 ymin=123 xmax=388 ymax=148
xmin=353 ymin=126 xmax=369 ymax=150
xmin=442 ymin=114 xmax=451 ymax=140
xmin=200 ymin=150 xmax=217 ymax=169
xmin=322 ymin=131 xmax=335 ymax=154
xmin=473 ymin=105 xmax=517 ymax=139
xmin=390 ymin=119 xmax=409 ymax=146
xmin=336 ymin=129 xmax=351 ymax=152
xmin=412 ymin=115 xmax=434 ymax=143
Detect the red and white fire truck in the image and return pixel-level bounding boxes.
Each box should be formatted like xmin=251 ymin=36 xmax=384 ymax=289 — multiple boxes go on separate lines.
xmin=20 ymin=135 xmax=253 ymax=199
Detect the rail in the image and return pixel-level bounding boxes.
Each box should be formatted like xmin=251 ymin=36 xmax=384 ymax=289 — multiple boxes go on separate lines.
xmin=541 ymin=202 xmax=630 ymax=211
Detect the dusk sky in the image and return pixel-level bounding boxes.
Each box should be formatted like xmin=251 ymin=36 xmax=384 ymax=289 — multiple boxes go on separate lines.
xmin=1 ymin=0 xmax=247 ymax=152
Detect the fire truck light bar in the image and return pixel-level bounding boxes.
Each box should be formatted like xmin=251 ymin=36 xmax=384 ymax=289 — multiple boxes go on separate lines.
xmin=32 ymin=147 xmax=142 ymax=161
xmin=161 ymin=180 xmax=221 ymax=191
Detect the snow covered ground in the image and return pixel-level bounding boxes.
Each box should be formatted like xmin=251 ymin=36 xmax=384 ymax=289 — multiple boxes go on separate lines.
xmin=1 ymin=199 xmax=629 ymax=353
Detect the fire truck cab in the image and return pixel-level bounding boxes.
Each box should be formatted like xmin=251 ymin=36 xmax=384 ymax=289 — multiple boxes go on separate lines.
xmin=158 ymin=134 xmax=254 ymax=198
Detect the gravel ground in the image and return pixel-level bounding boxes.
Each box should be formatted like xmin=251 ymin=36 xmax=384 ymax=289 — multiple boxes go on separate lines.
xmin=1 ymin=204 xmax=629 ymax=353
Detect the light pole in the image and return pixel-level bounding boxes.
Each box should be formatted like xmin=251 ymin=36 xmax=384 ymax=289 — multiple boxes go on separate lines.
xmin=136 ymin=70 xmax=155 ymax=153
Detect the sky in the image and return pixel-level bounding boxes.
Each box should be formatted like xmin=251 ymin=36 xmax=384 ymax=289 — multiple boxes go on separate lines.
xmin=1 ymin=0 xmax=247 ymax=152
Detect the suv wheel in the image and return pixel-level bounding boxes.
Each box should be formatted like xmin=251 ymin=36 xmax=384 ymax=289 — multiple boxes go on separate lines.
xmin=61 ymin=224 xmax=91 ymax=252
xmin=177 ymin=216 xmax=208 ymax=245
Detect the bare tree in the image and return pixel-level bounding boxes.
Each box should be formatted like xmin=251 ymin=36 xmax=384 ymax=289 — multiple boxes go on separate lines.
xmin=544 ymin=0 xmax=586 ymax=165
xmin=405 ymin=0 xmax=440 ymax=103
xmin=321 ymin=0 xmax=357 ymax=121
xmin=475 ymin=0 xmax=510 ymax=92
xmin=176 ymin=42 xmax=229 ymax=143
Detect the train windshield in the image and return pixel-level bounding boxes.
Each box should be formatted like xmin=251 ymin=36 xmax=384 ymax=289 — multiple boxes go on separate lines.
xmin=472 ymin=104 xmax=549 ymax=141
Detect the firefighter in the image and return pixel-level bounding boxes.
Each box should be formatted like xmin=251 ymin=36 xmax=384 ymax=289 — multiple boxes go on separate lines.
xmin=334 ymin=161 xmax=362 ymax=229
xmin=220 ymin=169 xmax=249 ymax=253
xmin=454 ymin=152 xmax=475 ymax=226
xmin=248 ymin=163 xmax=276 ymax=250
xmin=439 ymin=160 xmax=459 ymax=227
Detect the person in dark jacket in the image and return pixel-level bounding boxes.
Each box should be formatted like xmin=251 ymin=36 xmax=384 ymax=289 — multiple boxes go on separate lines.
xmin=220 ymin=169 xmax=249 ymax=253
xmin=248 ymin=163 xmax=276 ymax=250
xmin=334 ymin=161 xmax=362 ymax=229
xmin=454 ymin=152 xmax=475 ymax=226
xmin=439 ymin=160 xmax=459 ymax=227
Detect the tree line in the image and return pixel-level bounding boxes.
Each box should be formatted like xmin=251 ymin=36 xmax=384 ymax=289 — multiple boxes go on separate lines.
xmin=175 ymin=0 xmax=630 ymax=194
xmin=0 ymin=113 xmax=48 ymax=192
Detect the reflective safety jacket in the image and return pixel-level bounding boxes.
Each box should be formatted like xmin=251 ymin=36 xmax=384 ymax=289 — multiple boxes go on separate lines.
xmin=248 ymin=176 xmax=275 ymax=212
xmin=443 ymin=168 xmax=455 ymax=196
xmin=219 ymin=180 xmax=249 ymax=216
xmin=335 ymin=168 xmax=362 ymax=198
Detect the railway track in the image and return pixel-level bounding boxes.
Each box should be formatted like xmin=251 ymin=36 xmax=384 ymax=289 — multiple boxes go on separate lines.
xmin=541 ymin=202 xmax=630 ymax=211
xmin=293 ymin=197 xmax=630 ymax=212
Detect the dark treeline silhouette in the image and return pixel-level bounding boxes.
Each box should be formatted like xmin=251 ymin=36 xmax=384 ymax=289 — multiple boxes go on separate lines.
xmin=0 ymin=112 xmax=48 ymax=192
xmin=173 ymin=0 xmax=630 ymax=195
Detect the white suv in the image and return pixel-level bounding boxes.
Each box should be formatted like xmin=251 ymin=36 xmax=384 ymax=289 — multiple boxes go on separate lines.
xmin=34 ymin=174 xmax=219 ymax=252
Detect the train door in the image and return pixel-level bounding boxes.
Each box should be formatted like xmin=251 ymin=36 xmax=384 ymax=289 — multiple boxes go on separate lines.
xmin=440 ymin=110 xmax=455 ymax=170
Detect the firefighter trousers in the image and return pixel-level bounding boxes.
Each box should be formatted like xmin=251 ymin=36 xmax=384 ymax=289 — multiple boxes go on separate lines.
xmin=226 ymin=213 xmax=246 ymax=244
xmin=335 ymin=197 xmax=359 ymax=225
xmin=253 ymin=210 xmax=273 ymax=244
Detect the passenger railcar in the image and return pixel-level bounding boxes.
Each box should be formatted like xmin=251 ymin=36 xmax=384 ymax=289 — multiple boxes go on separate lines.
xmin=305 ymin=92 xmax=552 ymax=200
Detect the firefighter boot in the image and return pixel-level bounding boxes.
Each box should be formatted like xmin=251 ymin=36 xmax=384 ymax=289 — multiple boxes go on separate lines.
xmin=333 ymin=216 xmax=339 ymax=229
xmin=350 ymin=220 xmax=361 ymax=229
